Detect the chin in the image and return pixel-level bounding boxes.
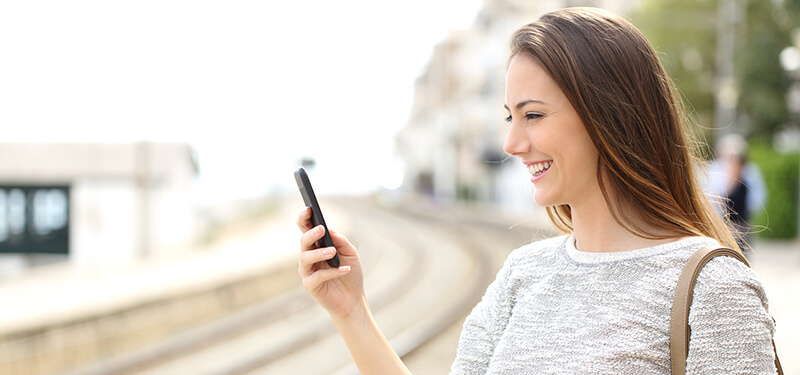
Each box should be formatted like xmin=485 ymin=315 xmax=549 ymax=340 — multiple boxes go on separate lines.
xmin=532 ymin=192 xmax=557 ymax=207
xmin=533 ymin=187 xmax=570 ymax=208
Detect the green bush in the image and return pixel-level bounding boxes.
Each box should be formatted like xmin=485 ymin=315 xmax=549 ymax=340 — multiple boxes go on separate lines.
xmin=750 ymin=145 xmax=799 ymax=239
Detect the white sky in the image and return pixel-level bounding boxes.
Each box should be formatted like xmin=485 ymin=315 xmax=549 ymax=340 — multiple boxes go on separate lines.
xmin=0 ymin=0 xmax=483 ymax=203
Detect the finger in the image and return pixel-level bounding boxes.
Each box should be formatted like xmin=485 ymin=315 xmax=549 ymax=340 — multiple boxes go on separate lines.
xmin=298 ymin=247 xmax=338 ymax=276
xmin=302 ymin=266 xmax=352 ymax=291
xmin=328 ymin=230 xmax=356 ymax=256
xmin=296 ymin=207 xmax=313 ymax=232
xmin=300 ymin=225 xmax=326 ymax=251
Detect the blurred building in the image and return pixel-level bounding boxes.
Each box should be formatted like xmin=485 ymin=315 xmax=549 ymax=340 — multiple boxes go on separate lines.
xmin=396 ymin=0 xmax=635 ymax=211
xmin=0 ymin=142 xmax=198 ymax=276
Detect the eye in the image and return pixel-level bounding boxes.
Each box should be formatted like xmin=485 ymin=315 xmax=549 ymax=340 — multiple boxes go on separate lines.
xmin=525 ymin=112 xmax=543 ymax=120
xmin=506 ymin=112 xmax=543 ymax=123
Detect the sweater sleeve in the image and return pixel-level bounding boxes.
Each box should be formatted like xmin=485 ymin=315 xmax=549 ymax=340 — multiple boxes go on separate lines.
xmin=449 ymin=250 xmax=519 ymax=374
xmin=686 ymin=256 xmax=778 ymax=374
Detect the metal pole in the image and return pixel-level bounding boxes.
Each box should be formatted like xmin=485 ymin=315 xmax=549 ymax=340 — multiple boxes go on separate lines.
xmin=714 ymin=0 xmax=741 ymax=137
xmin=137 ymin=141 xmax=150 ymax=258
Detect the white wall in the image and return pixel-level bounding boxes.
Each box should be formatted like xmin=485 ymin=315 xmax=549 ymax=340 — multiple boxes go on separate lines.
xmin=72 ymin=179 xmax=139 ymax=267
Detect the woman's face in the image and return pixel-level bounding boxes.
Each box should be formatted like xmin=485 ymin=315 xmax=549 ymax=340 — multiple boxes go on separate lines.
xmin=503 ymin=54 xmax=601 ymax=208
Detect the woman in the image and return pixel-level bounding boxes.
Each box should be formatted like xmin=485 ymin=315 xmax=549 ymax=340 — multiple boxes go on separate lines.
xmin=297 ymin=7 xmax=778 ymax=374
xmin=706 ymin=133 xmax=767 ymax=255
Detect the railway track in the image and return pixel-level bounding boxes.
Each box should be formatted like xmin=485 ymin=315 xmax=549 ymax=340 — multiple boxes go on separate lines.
xmin=67 ymin=197 xmax=553 ymax=375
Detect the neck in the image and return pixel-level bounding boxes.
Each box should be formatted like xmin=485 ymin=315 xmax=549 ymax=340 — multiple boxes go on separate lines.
xmin=570 ymin=197 xmax=682 ymax=253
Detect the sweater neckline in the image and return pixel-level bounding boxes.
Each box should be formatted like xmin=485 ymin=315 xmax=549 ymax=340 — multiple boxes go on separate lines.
xmin=563 ymin=233 xmax=719 ymax=264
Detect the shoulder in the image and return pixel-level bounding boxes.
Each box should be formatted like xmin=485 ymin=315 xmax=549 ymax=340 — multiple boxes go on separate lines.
xmin=473 ymin=235 xmax=568 ymax=309
xmin=686 ymin=250 xmax=776 ymax=373
xmin=744 ymin=161 xmax=763 ymax=175
xmin=687 ymin=245 xmax=773 ymax=341
xmin=693 ymin=254 xmax=768 ymax=309
xmin=673 ymin=240 xmax=764 ymax=298
xmin=506 ymin=235 xmax=568 ymax=267
xmin=493 ymin=235 xmax=568 ymax=283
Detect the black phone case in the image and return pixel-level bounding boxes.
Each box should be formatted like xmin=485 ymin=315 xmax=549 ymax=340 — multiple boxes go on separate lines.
xmin=294 ymin=167 xmax=340 ymax=268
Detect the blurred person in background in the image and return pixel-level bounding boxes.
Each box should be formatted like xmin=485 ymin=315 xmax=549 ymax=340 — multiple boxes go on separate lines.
xmin=296 ymin=7 xmax=780 ymax=374
xmin=706 ymin=133 xmax=767 ymax=257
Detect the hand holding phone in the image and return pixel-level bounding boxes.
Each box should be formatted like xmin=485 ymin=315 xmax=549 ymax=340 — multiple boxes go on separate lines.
xmin=294 ymin=167 xmax=340 ymax=268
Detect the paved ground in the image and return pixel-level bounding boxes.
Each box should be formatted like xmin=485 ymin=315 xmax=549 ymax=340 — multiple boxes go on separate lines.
xmin=749 ymin=238 xmax=800 ymax=375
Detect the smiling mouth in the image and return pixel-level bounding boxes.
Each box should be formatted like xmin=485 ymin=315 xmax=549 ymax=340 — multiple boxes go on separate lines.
xmin=528 ymin=161 xmax=553 ymax=177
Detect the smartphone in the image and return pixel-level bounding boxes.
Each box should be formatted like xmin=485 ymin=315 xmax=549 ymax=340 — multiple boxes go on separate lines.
xmin=294 ymin=167 xmax=340 ymax=268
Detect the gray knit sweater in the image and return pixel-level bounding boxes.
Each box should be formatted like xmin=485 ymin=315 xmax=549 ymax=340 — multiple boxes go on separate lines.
xmin=450 ymin=235 xmax=777 ymax=374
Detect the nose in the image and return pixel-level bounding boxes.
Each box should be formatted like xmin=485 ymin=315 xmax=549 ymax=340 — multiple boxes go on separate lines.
xmin=503 ymin=123 xmax=529 ymax=157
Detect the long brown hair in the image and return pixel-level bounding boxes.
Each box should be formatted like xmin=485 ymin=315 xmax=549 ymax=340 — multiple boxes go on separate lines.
xmin=509 ymin=7 xmax=739 ymax=250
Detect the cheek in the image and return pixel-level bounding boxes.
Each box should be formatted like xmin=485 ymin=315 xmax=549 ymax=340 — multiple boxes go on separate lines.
xmin=556 ymin=134 xmax=599 ymax=181
xmin=525 ymin=126 xmax=549 ymax=149
xmin=569 ymin=147 xmax=599 ymax=176
xmin=565 ymin=125 xmax=597 ymax=168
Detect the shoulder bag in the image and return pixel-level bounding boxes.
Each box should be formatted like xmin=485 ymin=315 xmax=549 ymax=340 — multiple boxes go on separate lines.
xmin=670 ymin=246 xmax=783 ymax=374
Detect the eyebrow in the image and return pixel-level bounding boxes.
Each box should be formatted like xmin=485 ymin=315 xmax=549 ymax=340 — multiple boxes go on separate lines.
xmin=503 ymin=99 xmax=547 ymax=111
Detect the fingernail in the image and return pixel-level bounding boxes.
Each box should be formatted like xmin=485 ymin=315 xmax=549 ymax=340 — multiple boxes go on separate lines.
xmin=322 ymin=248 xmax=334 ymax=256
xmin=338 ymin=266 xmax=351 ymax=273
xmin=316 ymin=225 xmax=324 ymax=234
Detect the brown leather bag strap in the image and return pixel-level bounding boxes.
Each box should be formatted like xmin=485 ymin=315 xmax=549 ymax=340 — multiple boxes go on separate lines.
xmin=670 ymin=246 xmax=783 ymax=375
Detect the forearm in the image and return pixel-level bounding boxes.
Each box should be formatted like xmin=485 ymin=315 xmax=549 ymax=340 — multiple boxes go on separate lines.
xmin=332 ymin=296 xmax=411 ymax=375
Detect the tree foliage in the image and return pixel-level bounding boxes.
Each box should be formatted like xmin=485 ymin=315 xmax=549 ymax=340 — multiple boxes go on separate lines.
xmin=632 ymin=0 xmax=799 ymax=143
xmin=737 ymin=0 xmax=794 ymax=140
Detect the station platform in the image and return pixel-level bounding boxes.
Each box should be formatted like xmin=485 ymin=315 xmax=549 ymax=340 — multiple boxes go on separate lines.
xmin=0 ymin=199 xmax=302 ymax=375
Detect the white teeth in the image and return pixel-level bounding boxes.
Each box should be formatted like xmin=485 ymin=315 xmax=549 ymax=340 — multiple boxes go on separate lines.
xmin=528 ymin=161 xmax=553 ymax=176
